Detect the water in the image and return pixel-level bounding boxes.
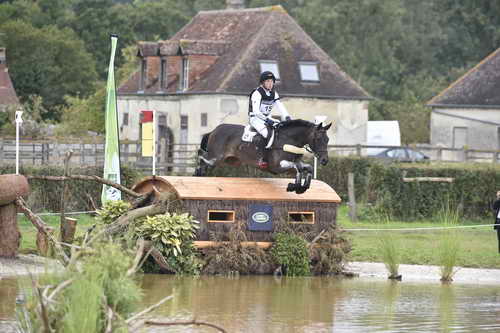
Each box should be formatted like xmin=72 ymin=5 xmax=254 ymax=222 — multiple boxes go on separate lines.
xmin=2 ymin=275 xmax=500 ymax=332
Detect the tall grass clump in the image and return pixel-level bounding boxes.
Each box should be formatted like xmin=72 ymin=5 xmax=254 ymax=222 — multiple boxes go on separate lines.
xmin=437 ymin=203 xmax=461 ymax=282
xmin=378 ymin=233 xmax=401 ymax=280
xmin=376 ymin=213 xmax=401 ymax=280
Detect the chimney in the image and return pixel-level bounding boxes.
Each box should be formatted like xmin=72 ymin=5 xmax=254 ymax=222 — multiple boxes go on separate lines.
xmin=0 ymin=48 xmax=6 ymax=65
xmin=226 ymin=0 xmax=245 ymax=10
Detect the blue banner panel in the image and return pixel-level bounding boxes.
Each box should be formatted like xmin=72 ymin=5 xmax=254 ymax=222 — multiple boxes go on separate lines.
xmin=248 ymin=204 xmax=273 ymax=231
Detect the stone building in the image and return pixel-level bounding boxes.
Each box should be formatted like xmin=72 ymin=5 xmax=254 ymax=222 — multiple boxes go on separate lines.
xmin=117 ymin=3 xmax=371 ymax=162
xmin=428 ymin=47 xmax=500 ymax=150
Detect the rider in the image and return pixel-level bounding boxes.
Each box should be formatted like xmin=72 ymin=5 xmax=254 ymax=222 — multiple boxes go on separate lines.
xmin=248 ymin=71 xmax=291 ymax=169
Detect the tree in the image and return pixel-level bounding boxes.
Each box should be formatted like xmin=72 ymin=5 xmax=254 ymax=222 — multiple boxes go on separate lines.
xmin=71 ymin=0 xmax=136 ymax=79
xmin=0 ymin=21 xmax=97 ymax=119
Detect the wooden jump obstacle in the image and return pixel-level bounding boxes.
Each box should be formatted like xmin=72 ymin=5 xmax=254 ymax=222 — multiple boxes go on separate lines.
xmin=132 ymin=176 xmax=341 ymax=245
xmin=0 ymin=174 xmax=30 ymax=257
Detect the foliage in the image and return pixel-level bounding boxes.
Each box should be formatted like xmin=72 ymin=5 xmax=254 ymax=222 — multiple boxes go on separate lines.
xmin=0 ymin=20 xmax=97 ymax=119
xmin=96 ymin=200 xmax=131 ymax=225
xmin=309 ymin=226 xmax=351 ymax=275
xmin=17 ymin=242 xmax=141 ymax=333
xmin=271 ymin=232 xmax=310 ymax=276
xmin=201 ymin=243 xmax=274 ymax=275
xmin=378 ymin=233 xmax=401 ymax=278
xmin=134 ymin=213 xmax=199 ymax=256
xmin=437 ymin=204 xmax=461 ymax=282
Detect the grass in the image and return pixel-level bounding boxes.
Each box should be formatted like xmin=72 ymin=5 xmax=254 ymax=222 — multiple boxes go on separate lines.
xmin=338 ymin=204 xmax=500 ymax=269
xmin=17 ymin=214 xmax=95 ymax=254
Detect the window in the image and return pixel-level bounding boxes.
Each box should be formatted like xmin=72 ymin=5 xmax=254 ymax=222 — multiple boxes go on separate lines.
xmin=122 ymin=113 xmax=129 ymax=126
xmin=201 ymin=113 xmax=207 ymax=127
xmin=208 ymin=210 xmax=235 ymax=223
xmin=299 ymin=62 xmax=320 ymax=82
xmin=179 ymin=57 xmax=189 ymax=91
xmin=288 ymin=212 xmax=315 ymax=224
xmin=386 ymin=149 xmax=407 ymax=159
xmin=159 ymin=57 xmax=167 ymax=90
xmin=181 ymin=115 xmax=188 ymax=129
xmin=259 ymin=60 xmax=280 ymax=80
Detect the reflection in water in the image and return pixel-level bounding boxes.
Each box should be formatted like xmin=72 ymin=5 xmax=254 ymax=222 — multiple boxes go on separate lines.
xmin=139 ymin=276 xmax=500 ymax=333
xmin=1 ymin=275 xmax=500 ymax=332
xmin=0 ymin=278 xmax=17 ymax=320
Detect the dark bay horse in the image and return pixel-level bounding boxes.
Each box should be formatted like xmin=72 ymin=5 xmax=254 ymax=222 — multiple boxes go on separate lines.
xmin=195 ymin=119 xmax=332 ymax=193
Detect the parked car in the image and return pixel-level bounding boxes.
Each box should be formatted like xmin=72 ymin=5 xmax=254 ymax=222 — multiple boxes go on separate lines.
xmin=369 ymin=147 xmax=430 ymax=163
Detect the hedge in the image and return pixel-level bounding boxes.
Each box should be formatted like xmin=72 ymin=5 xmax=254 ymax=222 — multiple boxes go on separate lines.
xmin=0 ymin=165 xmax=142 ymax=213
xmin=3 ymin=157 xmax=499 ymax=219
xmin=206 ymin=157 xmax=500 ymax=219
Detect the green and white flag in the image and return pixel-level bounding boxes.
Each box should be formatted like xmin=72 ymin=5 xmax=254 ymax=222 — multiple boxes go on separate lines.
xmin=102 ymin=34 xmax=122 ymax=203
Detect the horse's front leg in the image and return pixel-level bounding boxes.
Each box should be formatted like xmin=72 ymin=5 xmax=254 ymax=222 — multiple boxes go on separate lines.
xmin=280 ymin=160 xmax=313 ymax=194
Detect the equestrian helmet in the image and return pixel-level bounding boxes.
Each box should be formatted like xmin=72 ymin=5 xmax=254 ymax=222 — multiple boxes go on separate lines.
xmin=260 ymin=71 xmax=276 ymax=83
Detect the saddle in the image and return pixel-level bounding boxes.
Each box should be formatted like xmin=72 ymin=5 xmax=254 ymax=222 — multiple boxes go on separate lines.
xmin=241 ymin=125 xmax=276 ymax=149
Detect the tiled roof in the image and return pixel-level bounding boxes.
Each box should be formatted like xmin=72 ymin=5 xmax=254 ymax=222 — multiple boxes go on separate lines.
xmin=0 ymin=64 xmax=20 ymax=107
xmin=119 ymin=6 xmax=370 ymax=100
xmin=428 ymin=48 xmax=500 ymax=107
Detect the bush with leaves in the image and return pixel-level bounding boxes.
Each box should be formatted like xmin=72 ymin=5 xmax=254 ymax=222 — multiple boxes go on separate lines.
xmin=134 ymin=213 xmax=201 ymax=274
xmin=96 ymin=200 xmax=132 ymax=225
xmin=271 ymin=232 xmax=310 ymax=276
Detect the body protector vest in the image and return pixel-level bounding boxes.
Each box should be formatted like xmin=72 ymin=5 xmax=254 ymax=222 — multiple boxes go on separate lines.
xmin=248 ymin=87 xmax=278 ymax=117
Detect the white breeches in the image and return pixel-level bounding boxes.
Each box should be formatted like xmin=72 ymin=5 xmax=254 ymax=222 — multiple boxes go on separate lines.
xmin=249 ymin=117 xmax=269 ymax=139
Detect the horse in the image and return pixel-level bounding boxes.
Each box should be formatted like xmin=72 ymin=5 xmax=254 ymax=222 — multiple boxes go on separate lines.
xmin=194 ymin=119 xmax=332 ymax=194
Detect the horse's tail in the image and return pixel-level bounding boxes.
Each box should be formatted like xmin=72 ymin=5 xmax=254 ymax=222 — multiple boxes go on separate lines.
xmin=194 ymin=132 xmax=212 ymax=176
xmin=199 ymin=131 xmax=211 ymax=155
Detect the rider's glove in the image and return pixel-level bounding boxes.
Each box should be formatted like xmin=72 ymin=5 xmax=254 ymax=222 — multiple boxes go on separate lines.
xmin=265 ymin=118 xmax=275 ymax=127
xmin=285 ymin=116 xmax=291 ymax=121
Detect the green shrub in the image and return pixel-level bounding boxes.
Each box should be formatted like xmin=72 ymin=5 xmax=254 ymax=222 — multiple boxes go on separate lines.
xmin=134 ymin=212 xmax=201 ymax=274
xmin=271 ymin=232 xmax=310 ymax=276
xmin=96 ymin=200 xmax=131 ymax=225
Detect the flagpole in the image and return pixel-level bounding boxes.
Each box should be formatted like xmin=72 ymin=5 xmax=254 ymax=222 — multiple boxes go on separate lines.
xmin=101 ymin=34 xmax=122 ymax=203
xmin=15 ymin=110 xmax=22 ymax=175
xmin=152 ymin=109 xmax=156 ymax=176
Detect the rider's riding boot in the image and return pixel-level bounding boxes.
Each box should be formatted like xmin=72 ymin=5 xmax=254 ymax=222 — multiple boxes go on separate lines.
xmin=254 ymin=136 xmax=268 ymax=169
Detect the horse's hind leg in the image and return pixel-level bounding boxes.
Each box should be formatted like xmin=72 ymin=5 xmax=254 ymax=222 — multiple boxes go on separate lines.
xmin=194 ymin=149 xmax=216 ymax=176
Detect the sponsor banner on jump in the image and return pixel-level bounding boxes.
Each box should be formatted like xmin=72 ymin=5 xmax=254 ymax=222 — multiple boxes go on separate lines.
xmin=248 ymin=204 xmax=273 ymax=231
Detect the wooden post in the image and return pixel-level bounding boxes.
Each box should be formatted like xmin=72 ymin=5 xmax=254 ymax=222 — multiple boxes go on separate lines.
xmin=0 ymin=203 xmax=21 ymax=257
xmin=60 ymin=217 xmax=77 ymax=244
xmin=348 ymin=172 xmax=357 ymax=221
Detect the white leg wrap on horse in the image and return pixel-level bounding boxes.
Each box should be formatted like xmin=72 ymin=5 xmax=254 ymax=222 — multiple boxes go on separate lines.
xmin=280 ymin=160 xmax=296 ymax=169
xmin=200 ymin=156 xmax=216 ymax=166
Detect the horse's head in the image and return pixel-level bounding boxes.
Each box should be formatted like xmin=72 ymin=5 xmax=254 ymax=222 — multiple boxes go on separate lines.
xmin=309 ymin=122 xmax=332 ymax=165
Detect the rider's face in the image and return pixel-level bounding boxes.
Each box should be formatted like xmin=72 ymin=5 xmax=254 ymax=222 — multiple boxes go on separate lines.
xmin=263 ymin=79 xmax=274 ymax=90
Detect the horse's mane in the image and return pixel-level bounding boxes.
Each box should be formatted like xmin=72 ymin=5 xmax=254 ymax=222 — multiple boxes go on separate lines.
xmin=279 ymin=119 xmax=315 ymax=129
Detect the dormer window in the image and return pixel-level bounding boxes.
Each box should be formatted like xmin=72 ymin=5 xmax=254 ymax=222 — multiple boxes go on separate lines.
xmin=159 ymin=57 xmax=167 ymax=91
xmin=259 ymin=60 xmax=280 ymax=80
xmin=299 ymin=62 xmax=320 ymax=82
xmin=179 ymin=57 xmax=189 ymax=91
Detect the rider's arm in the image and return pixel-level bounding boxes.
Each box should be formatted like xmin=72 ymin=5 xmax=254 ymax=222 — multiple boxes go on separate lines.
xmin=274 ymin=92 xmax=290 ymax=121
xmin=251 ymin=90 xmax=268 ymax=121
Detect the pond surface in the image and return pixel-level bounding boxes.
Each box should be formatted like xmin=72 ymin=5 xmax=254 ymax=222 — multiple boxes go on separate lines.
xmin=2 ymin=275 xmax=500 ymax=332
